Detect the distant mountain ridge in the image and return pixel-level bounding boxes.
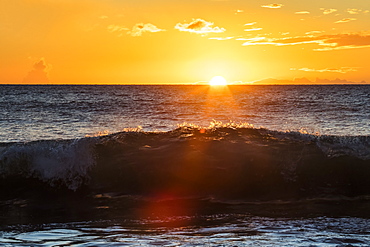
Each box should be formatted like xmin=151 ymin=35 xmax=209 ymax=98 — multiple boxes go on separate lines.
xmin=251 ymin=77 xmax=368 ymax=85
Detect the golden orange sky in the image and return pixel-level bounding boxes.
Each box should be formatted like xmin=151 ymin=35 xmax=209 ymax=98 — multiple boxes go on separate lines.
xmin=1 ymin=0 xmax=370 ymax=84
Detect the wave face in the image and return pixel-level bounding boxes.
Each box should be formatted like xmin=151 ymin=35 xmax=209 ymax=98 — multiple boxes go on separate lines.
xmin=1 ymin=126 xmax=369 ymax=201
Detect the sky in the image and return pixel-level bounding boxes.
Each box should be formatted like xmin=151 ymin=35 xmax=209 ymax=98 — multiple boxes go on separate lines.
xmin=1 ymin=0 xmax=370 ymax=84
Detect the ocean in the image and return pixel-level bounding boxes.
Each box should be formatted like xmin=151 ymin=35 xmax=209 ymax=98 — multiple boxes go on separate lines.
xmin=0 ymin=85 xmax=369 ymax=246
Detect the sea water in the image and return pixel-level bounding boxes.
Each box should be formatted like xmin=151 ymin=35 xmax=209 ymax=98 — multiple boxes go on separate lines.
xmin=0 ymin=85 xmax=369 ymax=246
xmin=1 ymin=85 xmax=369 ymax=142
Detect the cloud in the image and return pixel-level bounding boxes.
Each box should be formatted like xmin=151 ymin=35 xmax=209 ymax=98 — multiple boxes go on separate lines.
xmin=243 ymin=22 xmax=261 ymax=31
xmin=295 ymin=11 xmax=310 ymax=14
xmin=239 ymin=37 xmax=268 ymax=42
xmin=244 ymin=28 xmax=263 ymax=32
xmin=261 ymin=3 xmax=283 ymax=9
xmin=175 ymin=19 xmax=225 ymax=34
xmin=99 ymin=15 xmax=108 ymax=19
xmin=347 ymin=9 xmax=360 ymax=14
xmin=128 ymin=23 xmax=165 ymax=37
xmin=314 ymin=33 xmax=370 ymax=51
xmin=242 ymin=36 xmax=321 ymax=46
xmin=107 ymin=25 xmax=129 ymax=33
xmin=23 ymin=58 xmax=51 ymax=84
xmin=334 ymin=18 xmax=357 ymax=24
xmin=291 ymin=67 xmax=359 ymax=73
xmin=305 ymin=30 xmax=324 ymax=35
xmin=241 ymin=33 xmax=370 ymax=51
xmin=347 ymin=8 xmax=369 ymax=14
xmin=321 ymin=8 xmax=337 ymax=15
xmin=209 ymin=37 xmax=234 ymax=40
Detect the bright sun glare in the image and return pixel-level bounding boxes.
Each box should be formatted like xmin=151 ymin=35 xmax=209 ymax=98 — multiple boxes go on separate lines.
xmin=209 ymin=76 xmax=227 ymax=86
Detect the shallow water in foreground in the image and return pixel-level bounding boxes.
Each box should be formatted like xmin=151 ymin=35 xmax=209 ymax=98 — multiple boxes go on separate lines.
xmin=1 ymin=193 xmax=370 ymax=246
xmin=1 ymin=215 xmax=369 ymax=246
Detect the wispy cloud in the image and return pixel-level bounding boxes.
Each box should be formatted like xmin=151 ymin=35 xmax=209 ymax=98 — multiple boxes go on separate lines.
xmin=295 ymin=11 xmax=310 ymax=15
xmin=108 ymin=23 xmax=164 ymax=37
xmin=244 ymin=28 xmax=263 ymax=32
xmin=244 ymin=22 xmax=257 ymax=26
xmin=243 ymin=22 xmax=261 ymax=31
xmin=107 ymin=25 xmax=129 ymax=33
xmin=241 ymin=33 xmax=370 ymax=51
xmin=261 ymin=3 xmax=283 ymax=9
xmin=347 ymin=8 xmax=361 ymax=14
xmin=128 ymin=23 xmax=165 ymax=37
xmin=321 ymin=8 xmax=337 ymax=15
xmin=334 ymin=18 xmax=357 ymax=24
xmin=305 ymin=30 xmax=324 ymax=35
xmin=242 ymin=36 xmax=321 ymax=46
xmin=291 ymin=67 xmax=359 ymax=73
xmin=237 ymin=37 xmax=266 ymax=41
xmin=347 ymin=8 xmax=369 ymax=14
xmin=209 ymin=37 xmax=234 ymax=40
xmin=314 ymin=33 xmax=370 ymax=51
xmin=175 ymin=19 xmax=225 ymax=34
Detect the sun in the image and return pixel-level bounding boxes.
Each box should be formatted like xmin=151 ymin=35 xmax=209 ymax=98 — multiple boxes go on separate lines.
xmin=209 ymin=76 xmax=227 ymax=86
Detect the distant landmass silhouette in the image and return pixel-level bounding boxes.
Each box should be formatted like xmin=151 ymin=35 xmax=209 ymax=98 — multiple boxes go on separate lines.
xmin=251 ymin=77 xmax=367 ymax=85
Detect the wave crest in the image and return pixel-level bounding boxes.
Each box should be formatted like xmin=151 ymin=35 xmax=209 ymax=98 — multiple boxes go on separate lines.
xmin=1 ymin=123 xmax=369 ymax=200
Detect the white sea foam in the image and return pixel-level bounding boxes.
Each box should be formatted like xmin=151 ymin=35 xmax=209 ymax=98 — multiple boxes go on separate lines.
xmin=0 ymin=138 xmax=96 ymax=190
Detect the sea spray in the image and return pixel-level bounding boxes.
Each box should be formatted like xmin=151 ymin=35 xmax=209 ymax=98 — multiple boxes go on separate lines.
xmin=0 ymin=138 xmax=96 ymax=190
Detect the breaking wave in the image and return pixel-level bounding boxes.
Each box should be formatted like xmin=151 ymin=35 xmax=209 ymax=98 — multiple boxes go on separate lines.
xmin=1 ymin=123 xmax=369 ymax=201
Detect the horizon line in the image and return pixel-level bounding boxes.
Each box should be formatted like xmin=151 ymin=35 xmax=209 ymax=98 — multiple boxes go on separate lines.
xmin=1 ymin=83 xmax=369 ymax=86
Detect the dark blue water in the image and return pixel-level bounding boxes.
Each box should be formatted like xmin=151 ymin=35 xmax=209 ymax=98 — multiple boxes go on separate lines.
xmin=1 ymin=85 xmax=369 ymax=142
xmin=1 ymin=85 xmax=369 ymax=246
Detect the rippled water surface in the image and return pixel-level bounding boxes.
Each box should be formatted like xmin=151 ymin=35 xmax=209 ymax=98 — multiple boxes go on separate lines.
xmin=1 ymin=215 xmax=370 ymax=246
xmin=1 ymin=85 xmax=369 ymax=142
xmin=1 ymin=85 xmax=369 ymax=246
